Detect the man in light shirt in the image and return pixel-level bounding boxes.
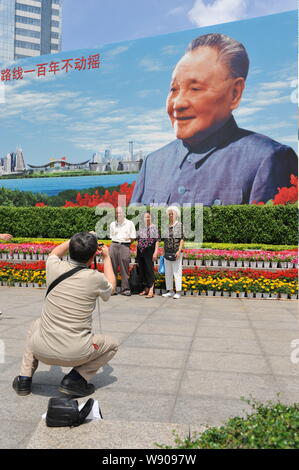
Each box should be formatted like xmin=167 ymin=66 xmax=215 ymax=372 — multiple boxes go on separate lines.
xmin=109 ymin=206 xmax=136 ymax=296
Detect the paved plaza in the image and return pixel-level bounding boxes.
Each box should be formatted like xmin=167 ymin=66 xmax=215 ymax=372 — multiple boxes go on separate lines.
xmin=0 ymin=287 xmax=298 ymax=448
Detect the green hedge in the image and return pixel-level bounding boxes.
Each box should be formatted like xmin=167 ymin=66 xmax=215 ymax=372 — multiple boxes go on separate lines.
xmin=0 ymin=204 xmax=297 ymax=244
xmin=158 ymin=398 xmax=299 ymax=449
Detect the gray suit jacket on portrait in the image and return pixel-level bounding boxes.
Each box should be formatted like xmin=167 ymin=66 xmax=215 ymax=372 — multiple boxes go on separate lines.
xmin=131 ymin=116 xmax=298 ymax=206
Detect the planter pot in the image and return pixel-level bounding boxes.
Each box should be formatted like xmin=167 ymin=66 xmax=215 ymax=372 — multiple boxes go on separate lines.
xmin=243 ymin=261 xmax=250 ymax=268
xmin=204 ymin=260 xmax=212 ymax=267
xmin=279 ymin=293 xmax=288 ymax=299
xmin=12 ymin=253 xmax=19 ymax=260
xmin=263 ymin=262 xmax=270 ymax=269
xmin=255 ymin=293 xmax=262 ymax=299
xmin=230 ymin=292 xmax=237 ymax=298
xmin=295 ymin=263 xmax=298 ymax=270
xmin=21 ymin=282 xmax=27 ymax=287
xmin=207 ymin=291 xmax=214 ymax=297
xmin=271 ymin=262 xmax=278 ymax=268
xmin=249 ymin=261 xmax=257 ymax=268
xmin=220 ymin=260 xmax=229 ymax=267
xmin=188 ymin=259 xmax=195 ymax=266
xmin=32 ymin=254 xmax=38 ymax=260
xmin=1 ymin=281 xmax=7 ymax=286
xmin=211 ymin=260 xmax=219 ymax=267
xmin=223 ymin=291 xmax=229 ymax=297
xmin=287 ymin=262 xmax=294 ymax=269
xmin=236 ymin=261 xmax=243 ymax=268
xmin=262 ymin=293 xmax=270 ymax=299
xmin=238 ymin=292 xmax=245 ymax=298
xmin=215 ymin=291 xmax=222 ymax=297
xmin=270 ymin=293 xmax=278 ymax=299
xmin=229 ymin=261 xmax=236 ymax=267
xmin=130 ymin=257 xmax=135 ymax=264
xmin=195 ymin=259 xmax=203 ymax=267
xmin=280 ymin=262 xmax=288 ymax=269
xmin=291 ymin=295 xmax=298 ymax=300
xmin=257 ymin=262 xmax=263 ymax=268
xmin=247 ymin=293 xmax=254 ymax=298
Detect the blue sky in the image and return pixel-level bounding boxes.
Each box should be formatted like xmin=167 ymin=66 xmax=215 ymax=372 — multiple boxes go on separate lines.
xmin=0 ymin=10 xmax=297 ymax=166
xmin=61 ymin=0 xmax=297 ymax=49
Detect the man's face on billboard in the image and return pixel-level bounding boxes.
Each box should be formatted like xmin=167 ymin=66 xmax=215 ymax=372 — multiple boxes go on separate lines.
xmin=166 ymin=47 xmax=244 ymax=144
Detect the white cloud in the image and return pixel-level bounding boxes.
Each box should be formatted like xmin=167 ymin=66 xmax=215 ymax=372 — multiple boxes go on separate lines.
xmin=139 ymin=57 xmax=165 ymax=72
xmin=188 ymin=0 xmax=297 ymax=27
xmin=188 ymin=0 xmax=246 ymax=27
xmin=168 ymin=6 xmax=185 ymax=16
xmin=105 ymin=45 xmax=130 ymax=57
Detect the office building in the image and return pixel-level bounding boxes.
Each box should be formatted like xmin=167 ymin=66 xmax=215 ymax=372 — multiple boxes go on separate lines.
xmin=0 ymin=0 xmax=62 ymax=63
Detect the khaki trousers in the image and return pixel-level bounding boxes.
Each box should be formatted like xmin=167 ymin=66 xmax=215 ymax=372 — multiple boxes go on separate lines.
xmin=20 ymin=320 xmax=119 ymax=382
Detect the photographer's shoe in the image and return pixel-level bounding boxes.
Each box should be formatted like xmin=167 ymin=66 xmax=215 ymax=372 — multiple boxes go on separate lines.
xmin=59 ymin=375 xmax=95 ymax=398
xmin=12 ymin=376 xmax=32 ymax=396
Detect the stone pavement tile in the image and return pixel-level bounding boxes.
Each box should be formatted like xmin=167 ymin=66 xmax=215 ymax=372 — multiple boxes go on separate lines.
xmin=267 ymin=355 xmax=299 ymax=377
xmin=250 ymin=320 xmax=298 ymax=331
xmin=99 ymin=312 xmax=152 ymax=323
xmin=275 ymin=376 xmax=299 ymax=403
xmin=91 ymin=389 xmax=177 ymax=423
xmin=197 ymin=318 xmax=251 ymax=329
xmin=180 ymin=370 xmax=280 ymax=402
xmin=1 ymin=337 xmax=27 ymax=357
xmin=110 ymin=346 xmax=186 ymax=369
xmin=0 ymin=315 xmax=37 ymax=328
xmin=0 ymin=418 xmax=39 ymax=449
xmin=186 ymin=351 xmax=271 ymax=375
xmin=259 ymin=340 xmax=297 ymax=357
xmin=192 ymin=337 xmax=262 ymax=355
xmin=0 ymin=355 xmax=21 ymax=379
xmin=122 ymin=333 xmax=192 ymax=351
xmin=136 ymin=322 xmax=197 ymax=336
xmin=27 ymin=420 xmax=202 ymax=449
xmin=99 ymin=320 xmax=144 ymax=334
xmin=171 ymin=395 xmax=252 ymax=427
xmin=195 ymin=325 xmax=256 ymax=340
xmin=199 ymin=310 xmax=248 ymax=319
xmin=255 ymin=329 xmax=298 ymax=343
xmin=91 ymin=364 xmax=181 ymax=395
xmin=0 ymin=324 xmax=39 ymax=340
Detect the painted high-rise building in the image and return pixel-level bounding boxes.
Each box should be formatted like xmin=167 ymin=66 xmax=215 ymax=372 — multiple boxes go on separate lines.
xmin=15 ymin=148 xmax=26 ymax=171
xmin=0 ymin=0 xmax=62 ymax=63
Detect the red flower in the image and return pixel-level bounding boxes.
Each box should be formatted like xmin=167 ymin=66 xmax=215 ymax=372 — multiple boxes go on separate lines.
xmin=35 ymin=202 xmax=47 ymax=207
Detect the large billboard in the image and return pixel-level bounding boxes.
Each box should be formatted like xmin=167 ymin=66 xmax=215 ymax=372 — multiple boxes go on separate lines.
xmin=0 ymin=10 xmax=297 ymax=206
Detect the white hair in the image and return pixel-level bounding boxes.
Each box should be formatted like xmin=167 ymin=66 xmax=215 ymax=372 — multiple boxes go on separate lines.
xmin=166 ymin=206 xmax=181 ymax=219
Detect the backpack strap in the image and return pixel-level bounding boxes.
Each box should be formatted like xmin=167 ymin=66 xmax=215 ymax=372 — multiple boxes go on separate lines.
xmin=45 ymin=266 xmax=87 ymax=297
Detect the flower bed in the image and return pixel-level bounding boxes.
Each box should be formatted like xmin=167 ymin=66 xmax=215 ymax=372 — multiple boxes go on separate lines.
xmin=0 ymin=261 xmax=297 ymax=298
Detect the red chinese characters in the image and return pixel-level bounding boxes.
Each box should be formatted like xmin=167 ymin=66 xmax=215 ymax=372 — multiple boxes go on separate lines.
xmin=1 ymin=53 xmax=101 ymax=81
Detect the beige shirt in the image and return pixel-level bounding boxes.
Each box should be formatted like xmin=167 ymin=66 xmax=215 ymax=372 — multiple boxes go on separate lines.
xmin=31 ymin=254 xmax=112 ymax=362
xmin=110 ymin=218 xmax=136 ymax=243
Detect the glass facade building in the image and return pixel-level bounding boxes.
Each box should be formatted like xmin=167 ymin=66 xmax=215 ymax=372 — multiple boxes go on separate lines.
xmin=0 ymin=0 xmax=62 ymax=63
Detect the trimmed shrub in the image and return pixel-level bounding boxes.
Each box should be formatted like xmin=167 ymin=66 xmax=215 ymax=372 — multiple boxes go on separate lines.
xmin=158 ymin=398 xmax=299 ymax=449
xmin=0 ymin=204 xmax=297 ymax=244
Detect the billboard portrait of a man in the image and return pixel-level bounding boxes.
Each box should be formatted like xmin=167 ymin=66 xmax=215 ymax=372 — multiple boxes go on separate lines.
xmin=131 ymin=33 xmax=298 ymax=206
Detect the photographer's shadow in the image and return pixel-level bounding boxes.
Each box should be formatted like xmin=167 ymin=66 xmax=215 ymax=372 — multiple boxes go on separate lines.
xmin=32 ymin=364 xmax=117 ymax=397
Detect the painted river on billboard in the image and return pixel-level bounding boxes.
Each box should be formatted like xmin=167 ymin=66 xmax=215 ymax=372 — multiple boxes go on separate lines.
xmin=0 ymin=174 xmax=137 ymax=196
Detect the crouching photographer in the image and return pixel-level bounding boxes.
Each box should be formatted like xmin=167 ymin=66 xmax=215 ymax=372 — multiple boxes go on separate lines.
xmin=13 ymin=231 xmax=118 ymax=397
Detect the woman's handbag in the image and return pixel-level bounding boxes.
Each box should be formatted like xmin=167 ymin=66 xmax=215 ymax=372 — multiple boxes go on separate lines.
xmin=158 ymin=256 xmax=165 ymax=274
xmin=129 ymin=264 xmax=142 ymax=294
xmin=164 ymin=251 xmax=177 ymax=262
